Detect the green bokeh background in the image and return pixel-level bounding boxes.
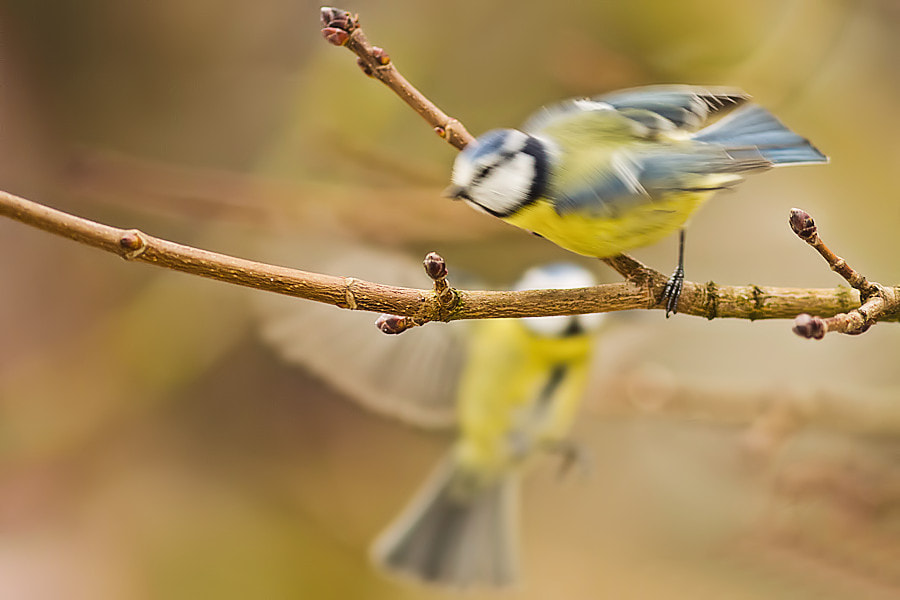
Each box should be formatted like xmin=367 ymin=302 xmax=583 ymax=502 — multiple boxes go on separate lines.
xmin=1 ymin=1 xmax=899 ymax=598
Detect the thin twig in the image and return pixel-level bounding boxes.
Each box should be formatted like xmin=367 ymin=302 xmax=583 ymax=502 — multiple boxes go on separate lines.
xmin=0 ymin=189 xmax=862 ymax=323
xmin=789 ymin=208 xmax=899 ymax=338
xmin=320 ymin=7 xmax=475 ymax=150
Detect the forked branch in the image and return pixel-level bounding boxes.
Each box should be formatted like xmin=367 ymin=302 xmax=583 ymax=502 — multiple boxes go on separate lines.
xmin=789 ymin=209 xmax=899 ymax=337
xmin=0 ymin=8 xmax=894 ymax=334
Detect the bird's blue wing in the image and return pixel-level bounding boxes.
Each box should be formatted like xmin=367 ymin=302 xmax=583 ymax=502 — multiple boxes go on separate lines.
xmin=523 ymin=85 xmax=749 ymax=135
xmin=597 ymin=85 xmax=750 ymax=131
xmin=551 ymin=152 xmax=650 ymax=216
xmin=552 ymin=146 xmax=771 ymax=218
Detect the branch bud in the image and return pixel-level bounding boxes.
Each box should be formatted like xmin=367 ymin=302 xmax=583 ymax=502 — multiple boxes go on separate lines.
xmin=423 ymin=252 xmax=448 ymax=281
xmin=371 ymin=46 xmax=391 ymax=65
xmin=792 ymin=313 xmax=826 ymax=339
xmin=118 ymin=229 xmax=148 ymax=260
xmin=321 ymin=27 xmax=350 ymax=46
xmin=375 ymin=314 xmax=413 ymax=335
xmin=320 ymin=7 xmax=358 ymax=46
xmin=789 ymin=208 xmax=817 ymax=243
xmin=320 ymin=7 xmax=358 ymax=31
xmin=119 ymin=231 xmax=143 ymax=251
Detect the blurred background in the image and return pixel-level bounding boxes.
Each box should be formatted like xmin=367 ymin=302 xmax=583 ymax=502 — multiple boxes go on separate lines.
xmin=1 ymin=0 xmax=899 ymax=598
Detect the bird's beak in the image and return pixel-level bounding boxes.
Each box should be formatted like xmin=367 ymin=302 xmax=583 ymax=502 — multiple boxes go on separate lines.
xmin=442 ymin=185 xmax=466 ymax=200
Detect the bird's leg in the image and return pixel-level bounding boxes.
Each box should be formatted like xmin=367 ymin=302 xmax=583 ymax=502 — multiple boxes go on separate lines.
xmin=543 ymin=439 xmax=591 ymax=480
xmin=663 ymin=229 xmax=686 ymax=317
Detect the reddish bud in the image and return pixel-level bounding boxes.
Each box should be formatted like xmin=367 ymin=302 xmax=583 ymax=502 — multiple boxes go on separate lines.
xmin=792 ymin=313 xmax=826 ymax=339
xmin=375 ymin=314 xmax=411 ymax=335
xmin=789 ymin=208 xmax=817 ymax=242
xmin=119 ymin=231 xmax=143 ymax=251
xmin=423 ymin=252 xmax=448 ymax=281
xmin=321 ymin=27 xmax=350 ymax=46
xmin=320 ymin=7 xmax=341 ymax=27
xmin=118 ymin=229 xmax=148 ymax=259
xmin=320 ymin=7 xmax=357 ymax=31
xmin=371 ymin=46 xmax=390 ymax=65
xmin=434 ymin=126 xmax=447 ymax=138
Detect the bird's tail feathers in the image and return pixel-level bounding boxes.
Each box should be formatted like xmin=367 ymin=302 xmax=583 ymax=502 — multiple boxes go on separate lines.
xmin=693 ymin=104 xmax=828 ymax=166
xmin=371 ymin=453 xmax=519 ymax=588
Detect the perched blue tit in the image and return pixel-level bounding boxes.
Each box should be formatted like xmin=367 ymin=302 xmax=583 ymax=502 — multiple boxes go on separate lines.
xmin=371 ymin=263 xmax=604 ymax=587
xmin=445 ymin=85 xmax=828 ymax=315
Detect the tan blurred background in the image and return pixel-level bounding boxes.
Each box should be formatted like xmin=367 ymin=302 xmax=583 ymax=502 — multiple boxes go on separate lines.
xmin=1 ymin=0 xmax=899 ymax=598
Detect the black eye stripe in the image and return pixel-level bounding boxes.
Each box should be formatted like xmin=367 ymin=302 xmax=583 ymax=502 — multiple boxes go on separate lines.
xmin=473 ymin=151 xmax=517 ymax=184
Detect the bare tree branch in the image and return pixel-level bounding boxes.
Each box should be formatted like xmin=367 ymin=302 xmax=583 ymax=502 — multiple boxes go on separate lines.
xmin=0 ymin=189 xmax=863 ymax=323
xmin=790 ymin=208 xmax=900 ymax=337
xmin=0 ymin=8 xmax=893 ymax=332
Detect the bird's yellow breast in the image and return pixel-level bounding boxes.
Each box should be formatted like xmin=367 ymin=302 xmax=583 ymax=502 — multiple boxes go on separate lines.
xmin=503 ymin=193 xmax=710 ymax=258
xmin=455 ymin=319 xmax=591 ymax=479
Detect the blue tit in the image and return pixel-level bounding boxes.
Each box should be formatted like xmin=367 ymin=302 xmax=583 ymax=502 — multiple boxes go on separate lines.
xmin=445 ymin=85 xmax=828 ymax=315
xmin=371 ymin=263 xmax=604 ymax=588
xmin=254 ymin=241 xmax=608 ymax=586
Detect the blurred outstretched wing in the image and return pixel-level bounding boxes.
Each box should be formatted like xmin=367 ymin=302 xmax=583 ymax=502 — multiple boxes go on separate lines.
xmin=550 ymin=145 xmax=771 ymax=218
xmin=595 ymin=85 xmax=750 ymax=130
xmin=521 ymin=85 xmax=768 ymax=218
xmin=254 ymin=237 xmax=468 ymax=429
xmin=523 ymin=85 xmax=749 ymax=135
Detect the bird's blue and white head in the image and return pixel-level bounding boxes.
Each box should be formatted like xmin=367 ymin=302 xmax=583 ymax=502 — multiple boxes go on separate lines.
xmin=446 ymin=129 xmax=552 ymax=218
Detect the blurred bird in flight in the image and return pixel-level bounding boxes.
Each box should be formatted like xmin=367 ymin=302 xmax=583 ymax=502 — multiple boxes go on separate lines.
xmin=255 ymin=245 xmax=607 ymax=587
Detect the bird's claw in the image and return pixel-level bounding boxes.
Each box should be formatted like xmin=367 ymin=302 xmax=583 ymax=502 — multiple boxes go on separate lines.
xmin=547 ymin=440 xmax=591 ymax=480
xmin=663 ymin=265 xmax=684 ymax=317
